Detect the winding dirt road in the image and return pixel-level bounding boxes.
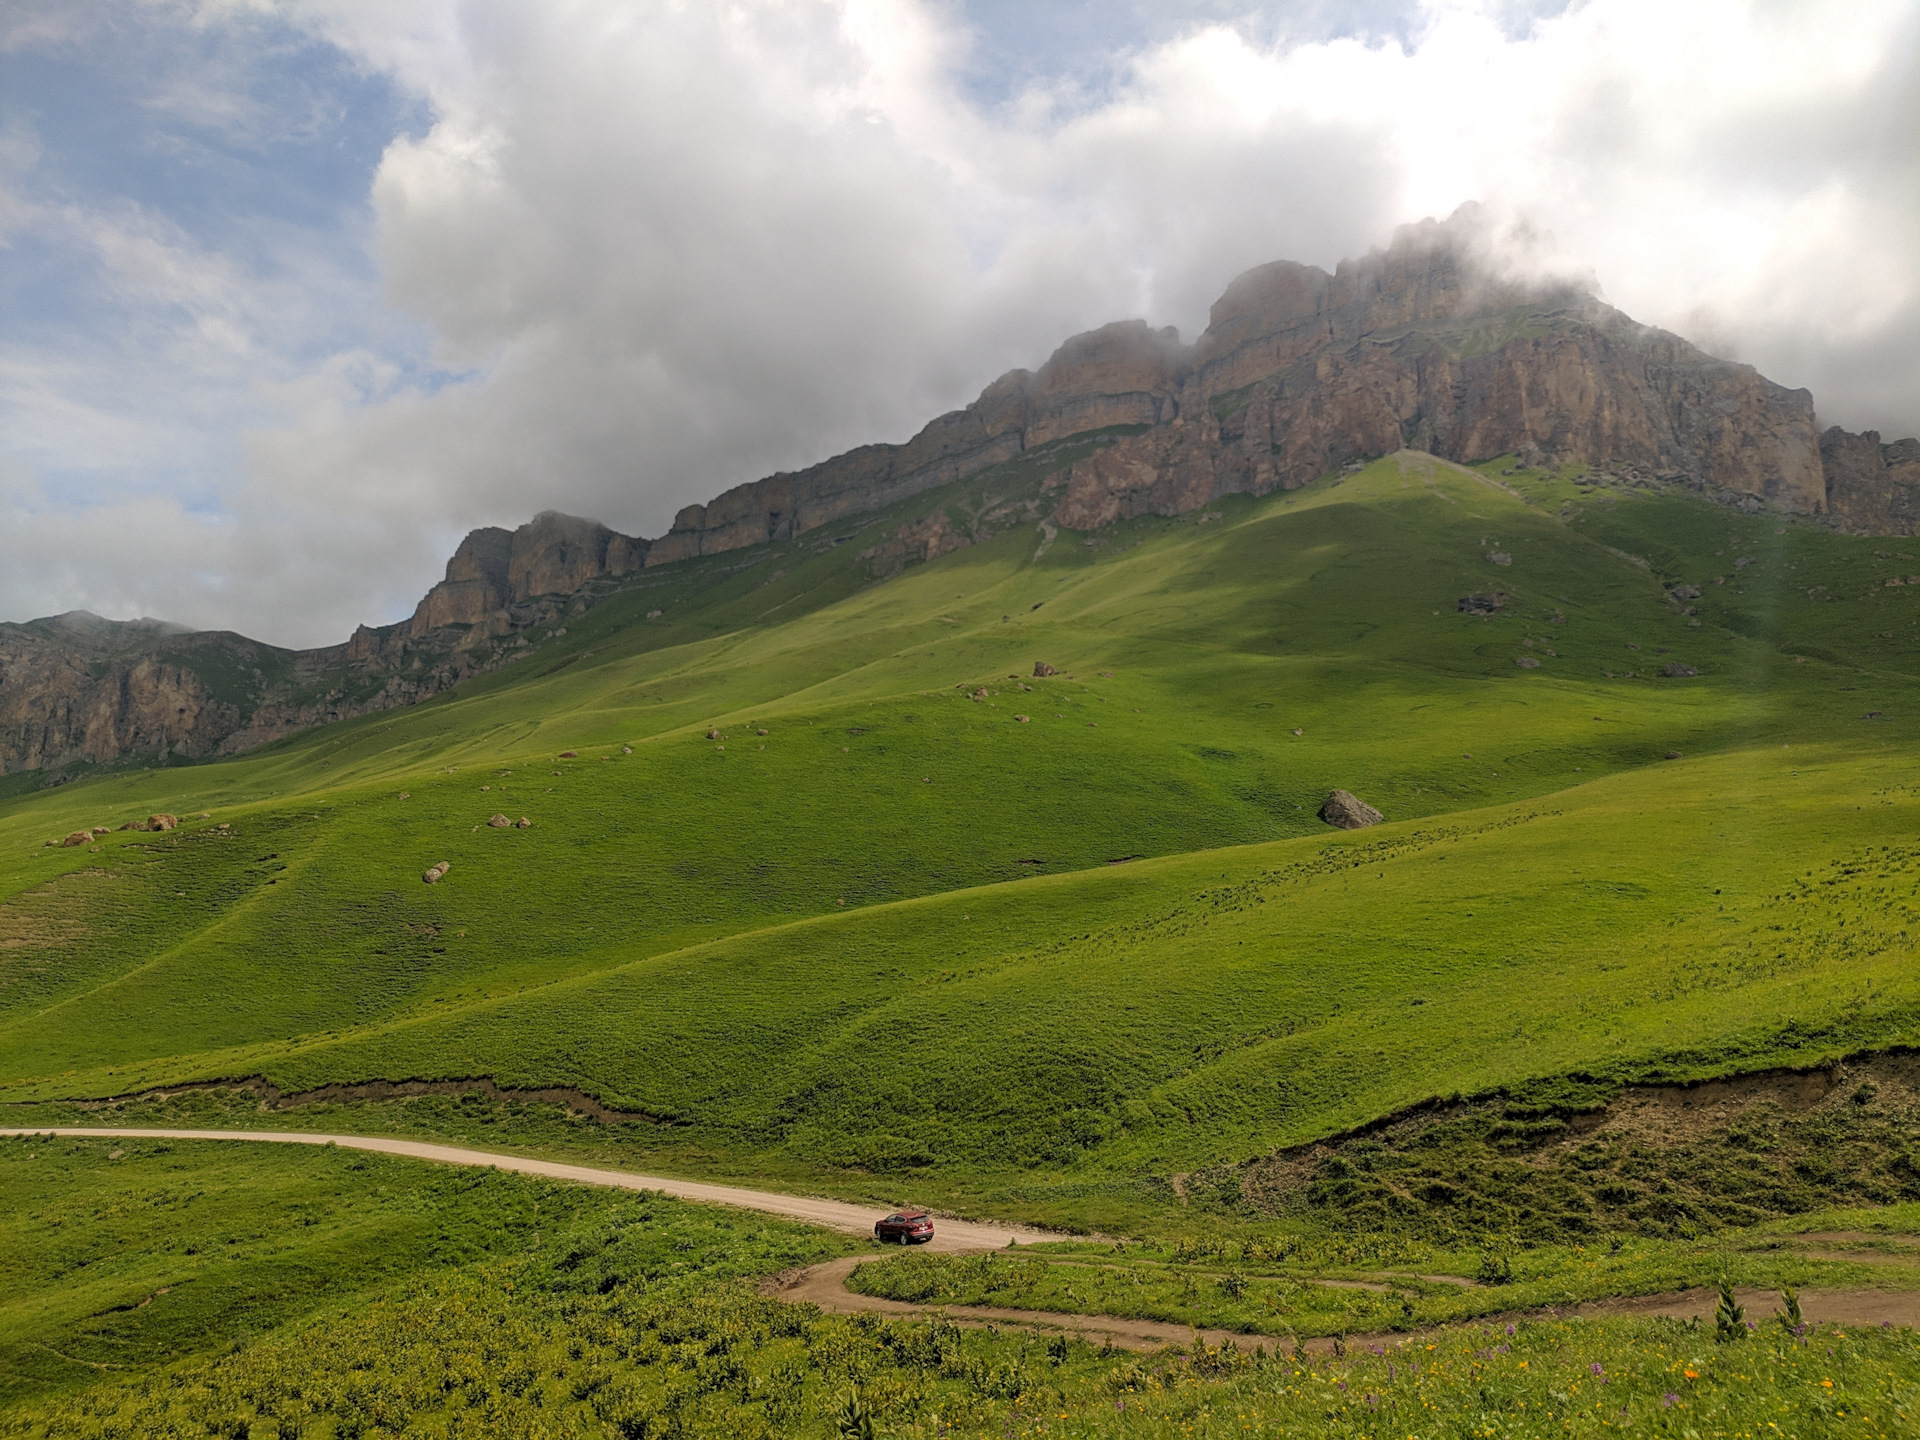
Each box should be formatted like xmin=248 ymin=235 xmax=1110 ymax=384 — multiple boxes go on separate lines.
xmin=11 ymin=1126 xmax=1920 ymax=1354
xmin=0 ymin=1127 xmax=1048 ymax=1250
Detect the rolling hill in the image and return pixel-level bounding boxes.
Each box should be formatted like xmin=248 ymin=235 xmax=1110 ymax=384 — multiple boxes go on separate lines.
xmin=4 ymin=444 xmax=1918 ymax=1234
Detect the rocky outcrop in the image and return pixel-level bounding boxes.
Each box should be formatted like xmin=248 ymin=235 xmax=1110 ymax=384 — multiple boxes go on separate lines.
xmin=404 ymin=511 xmax=647 ymax=642
xmin=1041 ymin=211 xmax=1833 ymax=527
xmin=7 ymin=208 xmax=1917 ymax=776
xmin=1319 ymin=790 xmax=1384 ymax=830
xmin=0 ymin=509 xmax=649 ymax=777
xmin=1821 ymin=429 xmax=1920 ymax=535
xmin=643 ymin=321 xmax=1190 ymax=564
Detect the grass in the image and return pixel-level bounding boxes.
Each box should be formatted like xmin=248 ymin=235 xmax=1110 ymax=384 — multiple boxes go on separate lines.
xmin=5 ymin=1136 xmax=1918 ymax=1437
xmin=0 ymin=1132 xmax=858 ymax=1413
xmin=845 ymin=1218 xmax=1920 ymax=1341
xmin=2 ymin=452 xmax=1919 ymax=1229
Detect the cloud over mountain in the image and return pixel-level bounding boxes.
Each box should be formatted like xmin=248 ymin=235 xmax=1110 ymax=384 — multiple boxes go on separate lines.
xmin=1 ymin=0 xmax=1915 ymax=646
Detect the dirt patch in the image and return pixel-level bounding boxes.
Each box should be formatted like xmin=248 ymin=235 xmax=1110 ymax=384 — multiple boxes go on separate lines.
xmin=1215 ymin=1050 xmax=1920 ymax=1241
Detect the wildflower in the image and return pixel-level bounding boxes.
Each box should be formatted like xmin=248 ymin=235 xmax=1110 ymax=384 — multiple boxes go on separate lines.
xmin=1506 ymin=1324 xmax=1516 ymax=1337
xmin=1590 ymin=1363 xmax=1605 ymax=1377
xmin=1663 ymin=1393 xmax=1678 ymax=1408
xmin=1822 ymin=1380 xmax=1834 ymax=1389
xmin=1683 ymin=1369 xmax=1698 ymax=1380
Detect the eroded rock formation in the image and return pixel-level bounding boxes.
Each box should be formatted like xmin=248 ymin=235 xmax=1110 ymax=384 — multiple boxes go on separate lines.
xmin=5 ymin=208 xmax=1915 ymax=775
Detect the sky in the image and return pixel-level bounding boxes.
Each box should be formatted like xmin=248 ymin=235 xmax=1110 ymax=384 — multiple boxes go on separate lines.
xmin=0 ymin=0 xmax=1915 ymax=648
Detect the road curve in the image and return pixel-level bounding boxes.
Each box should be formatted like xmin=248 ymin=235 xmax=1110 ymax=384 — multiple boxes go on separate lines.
xmin=0 ymin=1127 xmax=1050 ymax=1251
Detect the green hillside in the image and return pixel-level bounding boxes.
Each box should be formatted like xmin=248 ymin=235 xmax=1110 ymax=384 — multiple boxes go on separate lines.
xmin=3 ymin=450 xmax=1918 ymax=1228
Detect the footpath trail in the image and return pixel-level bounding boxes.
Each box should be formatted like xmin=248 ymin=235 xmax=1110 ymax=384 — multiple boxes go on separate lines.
xmin=0 ymin=1127 xmax=1047 ymax=1251
xmin=12 ymin=1127 xmax=1920 ymax=1355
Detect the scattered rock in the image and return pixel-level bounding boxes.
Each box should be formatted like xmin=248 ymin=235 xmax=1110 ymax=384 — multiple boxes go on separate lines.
xmin=622 ymin=746 xmax=632 ymax=754
xmin=1515 ymin=655 xmax=1541 ymax=668
xmin=196 ymin=812 xmax=211 ymax=819
xmin=117 ymin=820 xmax=144 ymax=831
xmin=756 ymin=729 xmax=768 ymax=737
xmin=1291 ymin=728 xmax=1303 ymax=736
xmin=1735 ymin=556 xmax=1756 ymax=568
xmin=398 ymin=792 xmax=411 ymax=800
xmin=1457 ymin=592 xmax=1507 ymax=615
xmin=646 ymin=609 xmax=662 ymax=618
xmin=1670 ymin=584 xmax=1702 ymax=600
xmin=558 ymin=750 xmax=577 ymax=758
xmin=1665 ymin=750 xmax=1683 ymax=760
xmin=487 ymin=813 xmax=512 ymax=828
xmin=1486 ymin=551 xmax=1513 ymax=566
xmin=423 ymin=861 xmax=450 ymax=884
xmin=1033 ymin=661 xmax=1057 ymax=677
xmin=516 ymin=816 xmax=532 ymax=828
xmin=148 ymin=814 xmax=178 ymax=831
xmin=1015 ymin=715 xmax=1030 ymax=723
xmin=1864 ymin=711 xmax=1884 ymax=720
xmin=1318 ymin=790 xmax=1384 ymax=830
xmin=1660 ymin=662 xmax=1699 ymax=677
xmin=705 ymin=729 xmax=722 ymax=740
xmin=971 ymin=687 xmax=989 ymax=700
xmin=90 ymin=826 xmax=108 ymax=835
xmin=60 ymin=831 xmax=90 ymax=847
xmin=215 ymin=823 xmax=230 ymax=831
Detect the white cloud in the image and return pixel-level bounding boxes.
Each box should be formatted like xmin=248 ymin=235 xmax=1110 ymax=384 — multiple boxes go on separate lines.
xmin=2 ymin=0 xmax=1916 ymax=646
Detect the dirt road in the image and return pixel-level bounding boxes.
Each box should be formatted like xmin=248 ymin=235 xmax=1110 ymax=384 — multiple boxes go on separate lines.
xmin=0 ymin=1127 xmax=1048 ymax=1250
xmin=11 ymin=1126 xmax=1919 ymax=1355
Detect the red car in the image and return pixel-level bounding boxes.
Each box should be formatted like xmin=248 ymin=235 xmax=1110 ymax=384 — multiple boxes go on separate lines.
xmin=874 ymin=1208 xmax=934 ymax=1244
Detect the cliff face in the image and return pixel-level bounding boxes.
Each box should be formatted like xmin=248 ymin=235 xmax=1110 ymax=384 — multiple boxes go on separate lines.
xmin=0 ymin=510 xmax=649 ymax=778
xmin=1049 ymin=217 xmax=1832 ymax=526
xmin=1821 ymin=430 xmax=1920 ymax=535
xmin=5 ymin=209 xmax=1915 ymax=776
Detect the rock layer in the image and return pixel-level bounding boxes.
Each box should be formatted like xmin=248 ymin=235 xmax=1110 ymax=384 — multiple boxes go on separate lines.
xmin=4 ymin=208 xmax=1915 ymax=775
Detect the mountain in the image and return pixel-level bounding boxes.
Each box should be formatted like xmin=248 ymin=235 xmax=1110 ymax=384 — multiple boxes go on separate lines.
xmin=2 ymin=206 xmax=1913 ymax=780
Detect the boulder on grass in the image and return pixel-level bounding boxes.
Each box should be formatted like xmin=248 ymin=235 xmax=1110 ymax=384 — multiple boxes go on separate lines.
xmin=423 ymin=861 xmax=450 ymax=884
xmin=1319 ymin=790 xmax=1384 ymax=830
xmin=515 ymin=817 xmax=531 ymax=829
xmin=1458 ymin=593 xmax=1507 ymax=615
xmin=487 ymin=813 xmax=512 ymax=828
xmin=61 ymin=831 xmax=91 ymax=847
xmin=148 ymin=814 xmax=178 ymax=831
xmin=1660 ymin=662 xmax=1699 ymax=678
xmin=1033 ymin=662 xmax=1057 ymax=677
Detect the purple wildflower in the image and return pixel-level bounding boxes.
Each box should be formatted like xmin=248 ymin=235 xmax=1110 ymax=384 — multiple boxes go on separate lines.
xmin=1365 ymin=1394 xmax=1379 ymax=1409
xmin=1506 ymin=1324 xmax=1516 ymax=1337
xmin=1590 ymin=1363 xmax=1605 ymax=1377
xmin=1663 ymin=1393 xmax=1678 ymax=1408
xmin=1387 ymin=1363 xmax=1396 ymax=1381
xmin=1336 ymin=1381 xmax=1346 ymax=1392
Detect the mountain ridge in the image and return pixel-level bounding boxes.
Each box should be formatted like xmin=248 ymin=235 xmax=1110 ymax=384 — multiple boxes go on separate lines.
xmin=4 ymin=206 xmax=1914 ymax=778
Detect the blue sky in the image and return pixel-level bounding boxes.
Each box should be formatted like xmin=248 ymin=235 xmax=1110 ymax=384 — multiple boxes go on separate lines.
xmin=1 ymin=0 xmax=1913 ymax=646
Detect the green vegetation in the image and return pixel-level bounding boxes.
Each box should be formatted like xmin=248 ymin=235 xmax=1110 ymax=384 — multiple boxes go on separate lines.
xmin=846 ymin=1217 xmax=1919 ymax=1341
xmin=7 ymin=1136 xmax=1919 ymax=1437
xmin=0 ymin=1132 xmax=854 ymax=1413
xmin=7 ymin=449 xmax=1920 ymax=1427
xmin=4 ymin=452 xmax=1920 ymax=1224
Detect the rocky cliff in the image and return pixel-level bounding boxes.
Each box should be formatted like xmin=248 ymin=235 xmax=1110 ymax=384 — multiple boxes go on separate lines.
xmin=5 ymin=208 xmax=1914 ymax=776
xmin=0 ymin=511 xmax=648 ymax=779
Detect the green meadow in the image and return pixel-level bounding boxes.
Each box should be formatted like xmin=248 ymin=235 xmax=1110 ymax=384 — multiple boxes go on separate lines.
xmin=4 ymin=451 xmax=1916 ymax=1216
xmin=7 ymin=446 xmax=1920 ymax=1428
xmin=7 ymin=1132 xmax=1920 ymax=1437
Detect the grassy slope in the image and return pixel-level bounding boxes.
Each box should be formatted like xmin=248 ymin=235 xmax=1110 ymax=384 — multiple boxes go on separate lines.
xmin=1 ymin=452 xmax=1917 ymax=1226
